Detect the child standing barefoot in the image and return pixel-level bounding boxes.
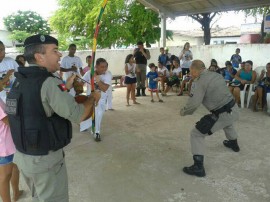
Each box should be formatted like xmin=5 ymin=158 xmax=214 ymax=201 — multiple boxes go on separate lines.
xmin=124 ymin=54 xmax=139 ymax=106
xmin=146 ymin=64 xmax=163 ymax=103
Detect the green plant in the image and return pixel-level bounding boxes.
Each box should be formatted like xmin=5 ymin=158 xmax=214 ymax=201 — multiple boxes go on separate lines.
xmin=9 ymin=30 xmax=31 ymax=43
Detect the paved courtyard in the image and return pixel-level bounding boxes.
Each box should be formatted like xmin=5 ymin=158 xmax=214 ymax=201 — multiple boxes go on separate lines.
xmin=16 ymin=87 xmax=270 ymax=202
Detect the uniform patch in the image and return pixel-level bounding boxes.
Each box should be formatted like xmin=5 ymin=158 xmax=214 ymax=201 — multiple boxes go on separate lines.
xmin=6 ymin=99 xmax=18 ymax=115
xmin=40 ymin=35 xmax=46 ymax=42
xmin=58 ymin=84 xmax=68 ymax=92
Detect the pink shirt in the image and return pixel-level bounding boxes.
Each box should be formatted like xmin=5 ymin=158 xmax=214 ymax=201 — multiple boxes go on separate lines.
xmin=0 ymin=98 xmax=16 ymax=157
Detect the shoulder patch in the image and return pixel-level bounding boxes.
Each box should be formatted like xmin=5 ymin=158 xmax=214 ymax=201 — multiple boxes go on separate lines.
xmin=58 ymin=84 xmax=68 ymax=92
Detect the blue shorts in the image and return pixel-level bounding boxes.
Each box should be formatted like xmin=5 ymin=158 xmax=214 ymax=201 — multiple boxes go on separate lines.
xmin=0 ymin=154 xmax=14 ymax=166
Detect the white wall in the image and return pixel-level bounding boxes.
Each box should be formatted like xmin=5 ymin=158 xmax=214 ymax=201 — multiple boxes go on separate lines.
xmin=166 ymin=35 xmax=204 ymax=46
xmin=5 ymin=44 xmax=270 ymax=75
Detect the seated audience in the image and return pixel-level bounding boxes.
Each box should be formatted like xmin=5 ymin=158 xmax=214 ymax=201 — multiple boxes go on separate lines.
xmin=253 ymin=62 xmax=270 ymax=112
xmin=240 ymin=61 xmax=245 ymax=69
xmin=161 ymin=58 xmax=182 ymax=96
xmin=208 ymin=59 xmax=220 ymax=72
xmin=223 ymin=61 xmax=237 ymax=83
xmin=229 ymin=60 xmax=256 ymax=105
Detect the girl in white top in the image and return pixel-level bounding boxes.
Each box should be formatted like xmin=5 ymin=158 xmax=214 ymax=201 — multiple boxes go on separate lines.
xmin=157 ymin=62 xmax=169 ymax=92
xmin=124 ymin=54 xmax=139 ymax=106
xmin=179 ymin=42 xmax=193 ymax=71
xmin=0 ymin=41 xmax=19 ymax=102
xmin=162 ymin=58 xmax=182 ymax=96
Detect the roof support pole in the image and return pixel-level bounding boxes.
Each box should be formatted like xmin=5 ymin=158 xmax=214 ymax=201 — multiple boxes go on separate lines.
xmin=160 ymin=12 xmax=166 ymax=48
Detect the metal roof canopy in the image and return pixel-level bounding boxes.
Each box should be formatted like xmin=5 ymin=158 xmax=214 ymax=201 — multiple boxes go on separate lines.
xmin=137 ymin=0 xmax=270 ymax=19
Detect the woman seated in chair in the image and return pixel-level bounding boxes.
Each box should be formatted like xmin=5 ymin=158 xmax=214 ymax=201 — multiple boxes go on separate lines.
xmin=223 ymin=61 xmax=237 ymax=84
xmin=229 ymin=60 xmax=256 ymax=105
xmin=161 ymin=58 xmax=182 ymax=96
xmin=253 ymin=62 xmax=270 ymax=112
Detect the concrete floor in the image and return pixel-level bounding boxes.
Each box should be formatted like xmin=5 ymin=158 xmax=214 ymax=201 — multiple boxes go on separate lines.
xmin=15 ymin=87 xmax=270 ymax=202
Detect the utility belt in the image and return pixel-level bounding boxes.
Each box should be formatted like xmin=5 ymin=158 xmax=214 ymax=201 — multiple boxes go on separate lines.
xmin=210 ymin=99 xmax=235 ymax=117
xmin=196 ymin=100 xmax=235 ymax=135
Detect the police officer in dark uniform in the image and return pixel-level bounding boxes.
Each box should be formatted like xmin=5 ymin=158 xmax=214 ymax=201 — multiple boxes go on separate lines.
xmin=133 ymin=41 xmax=151 ymax=96
xmin=6 ymin=34 xmax=100 ymax=201
xmin=180 ymin=60 xmax=240 ymax=177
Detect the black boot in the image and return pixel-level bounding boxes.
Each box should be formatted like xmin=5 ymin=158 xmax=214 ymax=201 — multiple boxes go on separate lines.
xmin=141 ymin=88 xmax=146 ymax=96
xmin=136 ymin=88 xmax=141 ymax=97
xmin=223 ymin=139 xmax=240 ymax=152
xmin=95 ymin=133 xmax=101 ymax=142
xmin=183 ymin=155 xmax=206 ymax=177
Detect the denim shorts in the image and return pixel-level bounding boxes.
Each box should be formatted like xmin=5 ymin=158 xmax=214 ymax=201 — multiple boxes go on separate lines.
xmin=0 ymin=154 xmax=14 ymax=165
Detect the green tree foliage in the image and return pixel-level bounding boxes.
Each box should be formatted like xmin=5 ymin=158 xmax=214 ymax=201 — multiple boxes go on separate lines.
xmin=244 ymin=7 xmax=270 ymax=17
xmin=243 ymin=7 xmax=270 ymax=43
xmin=50 ymin=0 xmax=172 ymax=48
xmin=3 ymin=10 xmax=50 ymax=34
xmin=9 ymin=30 xmax=31 ymax=43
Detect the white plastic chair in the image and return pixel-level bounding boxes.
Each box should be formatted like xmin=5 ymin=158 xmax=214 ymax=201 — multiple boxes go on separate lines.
xmin=267 ymin=93 xmax=270 ymax=114
xmin=240 ymin=84 xmax=250 ymax=108
xmin=246 ymin=84 xmax=255 ymax=108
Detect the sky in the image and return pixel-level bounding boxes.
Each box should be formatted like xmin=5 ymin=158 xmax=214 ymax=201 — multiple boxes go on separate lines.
xmin=0 ymin=0 xmax=261 ymax=30
xmin=0 ymin=0 xmax=58 ymax=29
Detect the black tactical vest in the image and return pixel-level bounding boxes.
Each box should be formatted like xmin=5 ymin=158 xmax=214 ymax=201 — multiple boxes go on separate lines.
xmin=6 ymin=67 xmax=72 ymax=155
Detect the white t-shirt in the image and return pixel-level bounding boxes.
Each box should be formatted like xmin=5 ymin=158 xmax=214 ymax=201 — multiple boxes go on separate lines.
xmin=180 ymin=50 xmax=193 ymax=69
xmin=0 ymin=57 xmax=19 ymax=101
xmin=158 ymin=66 xmax=169 ymax=77
xmin=106 ymin=70 xmax=113 ymax=84
xmin=172 ymin=66 xmax=182 ymax=76
xmin=60 ymin=56 xmax=83 ymax=81
xmin=99 ymin=71 xmax=112 ymax=100
xmin=125 ymin=63 xmax=136 ymax=78
xmin=0 ymin=57 xmax=19 ymax=77
xmin=83 ymin=71 xmax=112 ymax=99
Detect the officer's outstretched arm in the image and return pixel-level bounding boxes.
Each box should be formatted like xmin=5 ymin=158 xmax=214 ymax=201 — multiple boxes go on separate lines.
xmin=180 ymin=82 xmax=205 ymax=116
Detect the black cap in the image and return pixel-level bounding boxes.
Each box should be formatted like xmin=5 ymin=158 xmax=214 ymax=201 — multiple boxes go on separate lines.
xmin=137 ymin=41 xmax=143 ymax=45
xmin=24 ymin=34 xmax=58 ymax=47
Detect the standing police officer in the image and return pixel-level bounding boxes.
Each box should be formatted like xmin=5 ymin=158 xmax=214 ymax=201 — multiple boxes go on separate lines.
xmin=133 ymin=41 xmax=150 ymax=96
xmin=6 ymin=34 xmax=100 ymax=201
xmin=180 ymin=60 xmax=240 ymax=177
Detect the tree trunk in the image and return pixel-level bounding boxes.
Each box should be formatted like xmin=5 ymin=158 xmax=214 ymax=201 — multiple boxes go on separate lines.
xmin=189 ymin=13 xmax=215 ymax=45
xmin=203 ymin=24 xmax=211 ymax=45
xmin=260 ymin=17 xmax=266 ymax=43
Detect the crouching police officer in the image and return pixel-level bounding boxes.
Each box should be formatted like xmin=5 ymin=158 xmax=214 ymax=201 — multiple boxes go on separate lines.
xmin=5 ymin=34 xmax=100 ymax=201
xmin=180 ymin=60 xmax=240 ymax=177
